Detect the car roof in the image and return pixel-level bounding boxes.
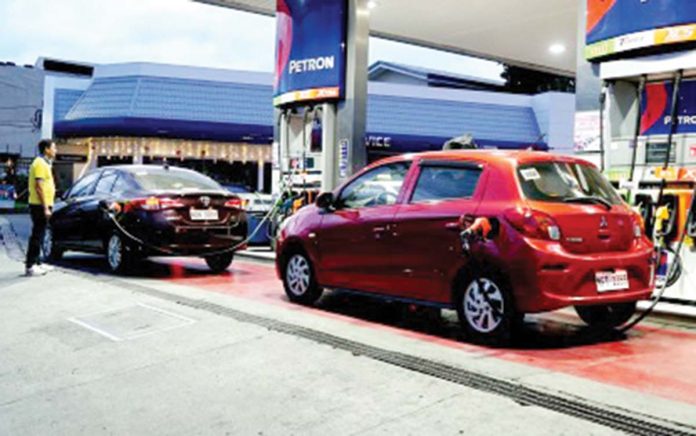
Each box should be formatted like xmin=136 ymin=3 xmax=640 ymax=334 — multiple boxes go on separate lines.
xmin=100 ymin=164 xmax=197 ymax=174
xmin=373 ymin=149 xmax=594 ymax=169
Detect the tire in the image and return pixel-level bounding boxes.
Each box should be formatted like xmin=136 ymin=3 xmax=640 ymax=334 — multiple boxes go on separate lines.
xmin=41 ymin=227 xmax=64 ymax=262
xmin=282 ymin=250 xmax=323 ymax=305
xmin=106 ymin=233 xmax=135 ymax=274
xmin=205 ymin=253 xmax=234 ymax=273
xmin=575 ymin=302 xmax=636 ymax=329
xmin=455 ymin=272 xmax=518 ymax=345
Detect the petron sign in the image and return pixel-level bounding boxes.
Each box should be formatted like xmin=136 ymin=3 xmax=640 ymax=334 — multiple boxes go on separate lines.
xmin=641 ymin=80 xmax=696 ymax=135
xmin=274 ymin=0 xmax=348 ymax=107
xmin=586 ymin=0 xmax=696 ymax=60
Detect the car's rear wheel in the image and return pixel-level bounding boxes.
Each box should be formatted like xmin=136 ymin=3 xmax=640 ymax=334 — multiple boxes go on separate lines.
xmin=205 ymin=253 xmax=234 ymax=273
xmin=106 ymin=233 xmax=135 ymax=274
xmin=456 ymin=273 xmax=517 ymax=345
xmin=575 ymin=302 xmax=636 ymax=329
xmin=282 ymin=251 xmax=322 ymax=305
xmin=41 ymin=227 xmax=63 ymax=262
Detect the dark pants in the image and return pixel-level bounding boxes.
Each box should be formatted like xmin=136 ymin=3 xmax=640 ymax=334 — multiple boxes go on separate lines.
xmin=26 ymin=205 xmax=48 ymax=269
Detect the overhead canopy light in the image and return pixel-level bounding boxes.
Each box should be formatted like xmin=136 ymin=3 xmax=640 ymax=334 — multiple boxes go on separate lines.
xmin=549 ymin=43 xmax=566 ymax=55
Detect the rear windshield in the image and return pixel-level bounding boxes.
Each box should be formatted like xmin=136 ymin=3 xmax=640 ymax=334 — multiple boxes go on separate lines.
xmin=517 ymin=161 xmax=623 ymax=205
xmin=132 ymin=169 xmax=222 ymax=192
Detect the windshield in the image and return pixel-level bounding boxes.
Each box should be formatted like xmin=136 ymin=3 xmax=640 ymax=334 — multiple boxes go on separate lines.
xmin=132 ymin=169 xmax=222 ymax=192
xmin=517 ymin=161 xmax=623 ymax=205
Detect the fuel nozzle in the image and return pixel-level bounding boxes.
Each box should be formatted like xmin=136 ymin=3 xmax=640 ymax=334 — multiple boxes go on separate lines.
xmin=460 ymin=216 xmax=493 ymax=254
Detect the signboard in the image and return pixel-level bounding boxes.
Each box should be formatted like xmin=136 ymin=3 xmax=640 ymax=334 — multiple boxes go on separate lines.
xmin=573 ymin=111 xmax=601 ymax=152
xmin=585 ymin=0 xmax=696 ymax=60
xmin=641 ymin=80 xmax=696 ymax=135
xmin=274 ymin=0 xmax=347 ymax=107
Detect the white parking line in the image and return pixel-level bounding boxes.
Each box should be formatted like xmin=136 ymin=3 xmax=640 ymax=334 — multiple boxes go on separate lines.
xmin=67 ymin=317 xmax=123 ymax=342
xmin=137 ymin=303 xmax=197 ymax=323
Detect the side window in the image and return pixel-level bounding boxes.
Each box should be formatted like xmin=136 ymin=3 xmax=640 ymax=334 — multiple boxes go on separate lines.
xmin=338 ymin=162 xmax=410 ymax=209
xmin=68 ymin=172 xmax=100 ymax=199
xmin=111 ymin=174 xmax=133 ymax=194
xmin=411 ymin=165 xmax=482 ymax=203
xmin=94 ymin=172 xmax=117 ymax=194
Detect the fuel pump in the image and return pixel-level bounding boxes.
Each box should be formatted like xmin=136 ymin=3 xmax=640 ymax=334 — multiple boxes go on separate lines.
xmin=602 ymin=63 xmax=696 ymax=309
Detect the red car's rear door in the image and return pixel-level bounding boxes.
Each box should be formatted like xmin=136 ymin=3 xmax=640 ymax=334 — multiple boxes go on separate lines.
xmin=390 ymin=160 xmax=487 ymax=303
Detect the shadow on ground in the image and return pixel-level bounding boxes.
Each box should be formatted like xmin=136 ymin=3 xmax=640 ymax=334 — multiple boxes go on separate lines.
xmin=52 ymin=253 xmax=629 ymax=351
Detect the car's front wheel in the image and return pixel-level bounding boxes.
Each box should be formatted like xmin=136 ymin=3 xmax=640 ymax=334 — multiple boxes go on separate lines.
xmin=456 ymin=273 xmax=518 ymax=345
xmin=41 ymin=227 xmax=63 ymax=262
xmin=205 ymin=253 xmax=234 ymax=273
xmin=106 ymin=233 xmax=136 ymax=274
xmin=575 ymin=302 xmax=636 ymax=329
xmin=282 ymin=251 xmax=323 ymax=305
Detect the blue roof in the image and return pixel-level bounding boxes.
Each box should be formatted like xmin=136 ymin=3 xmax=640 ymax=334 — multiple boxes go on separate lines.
xmin=367 ymin=93 xmax=542 ymax=150
xmin=368 ymin=61 xmax=504 ymax=90
xmin=55 ymin=72 xmax=544 ymax=151
xmin=53 ymin=89 xmax=85 ymax=122
xmin=57 ymin=76 xmax=274 ymax=143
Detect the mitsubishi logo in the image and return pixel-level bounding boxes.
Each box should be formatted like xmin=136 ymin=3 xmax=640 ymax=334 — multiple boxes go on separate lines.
xmin=599 ymin=216 xmax=609 ymax=229
xmin=200 ymin=196 xmax=211 ymax=208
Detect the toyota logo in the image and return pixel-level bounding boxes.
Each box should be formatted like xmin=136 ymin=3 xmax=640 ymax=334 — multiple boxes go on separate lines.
xmin=200 ymin=196 xmax=211 ymax=208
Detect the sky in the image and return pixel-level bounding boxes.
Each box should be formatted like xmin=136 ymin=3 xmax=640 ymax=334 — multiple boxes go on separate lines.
xmin=0 ymin=0 xmax=504 ymax=82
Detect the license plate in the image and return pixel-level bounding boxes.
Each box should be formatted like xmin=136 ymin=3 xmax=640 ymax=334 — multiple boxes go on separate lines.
xmin=595 ymin=270 xmax=629 ymax=293
xmin=190 ymin=209 xmax=219 ymax=221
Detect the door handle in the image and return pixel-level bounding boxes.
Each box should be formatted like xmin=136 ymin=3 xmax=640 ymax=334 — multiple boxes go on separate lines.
xmin=373 ymin=225 xmax=388 ymax=239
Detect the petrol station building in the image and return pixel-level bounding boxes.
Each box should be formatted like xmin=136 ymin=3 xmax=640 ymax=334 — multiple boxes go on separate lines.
xmin=40 ymin=61 xmax=572 ymax=192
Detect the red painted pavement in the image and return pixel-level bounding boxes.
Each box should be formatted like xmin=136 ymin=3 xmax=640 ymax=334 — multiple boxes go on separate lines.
xmin=159 ymin=257 xmax=696 ymax=406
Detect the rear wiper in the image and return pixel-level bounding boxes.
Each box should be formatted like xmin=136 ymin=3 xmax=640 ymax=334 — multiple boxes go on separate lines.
xmin=563 ymin=196 xmax=612 ymax=210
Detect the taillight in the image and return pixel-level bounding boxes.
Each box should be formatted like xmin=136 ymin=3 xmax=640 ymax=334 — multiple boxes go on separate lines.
xmin=504 ymin=207 xmax=561 ymax=241
xmin=224 ymin=197 xmax=243 ymax=209
xmin=124 ymin=197 xmax=184 ymax=212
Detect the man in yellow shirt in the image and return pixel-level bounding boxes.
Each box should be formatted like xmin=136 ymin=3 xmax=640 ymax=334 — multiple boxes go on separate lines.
xmin=26 ymin=140 xmax=58 ymax=276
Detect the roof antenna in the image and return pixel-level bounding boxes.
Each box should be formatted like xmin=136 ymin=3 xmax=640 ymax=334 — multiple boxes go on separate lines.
xmin=162 ymin=156 xmax=169 ymax=170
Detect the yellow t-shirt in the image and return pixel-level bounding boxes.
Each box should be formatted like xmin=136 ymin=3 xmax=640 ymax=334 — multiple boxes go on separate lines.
xmin=28 ymin=157 xmax=55 ymax=207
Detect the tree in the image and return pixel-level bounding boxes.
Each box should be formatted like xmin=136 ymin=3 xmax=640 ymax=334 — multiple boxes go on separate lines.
xmin=501 ymin=65 xmax=575 ymax=94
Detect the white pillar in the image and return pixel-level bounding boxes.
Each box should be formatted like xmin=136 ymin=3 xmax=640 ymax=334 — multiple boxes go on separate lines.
xmin=257 ymin=160 xmax=264 ymax=192
xmin=321 ymin=103 xmax=338 ymax=191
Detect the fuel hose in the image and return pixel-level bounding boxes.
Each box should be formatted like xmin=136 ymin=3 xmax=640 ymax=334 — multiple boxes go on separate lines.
xmin=627 ymin=76 xmax=647 ymax=190
xmin=599 ymin=81 xmax=608 ymax=172
xmin=654 ymin=70 xmax=683 ymax=211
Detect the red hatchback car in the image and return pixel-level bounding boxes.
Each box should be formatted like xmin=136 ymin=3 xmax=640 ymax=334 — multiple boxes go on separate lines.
xmin=276 ymin=150 xmax=654 ymax=342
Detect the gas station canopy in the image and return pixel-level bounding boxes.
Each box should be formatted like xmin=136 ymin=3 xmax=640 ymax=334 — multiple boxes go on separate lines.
xmin=196 ymin=0 xmax=579 ymax=76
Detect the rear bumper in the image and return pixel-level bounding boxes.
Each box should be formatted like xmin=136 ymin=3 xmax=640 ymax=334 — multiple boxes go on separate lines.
xmin=126 ymin=219 xmax=248 ymax=257
xmin=506 ymin=237 xmax=655 ymax=313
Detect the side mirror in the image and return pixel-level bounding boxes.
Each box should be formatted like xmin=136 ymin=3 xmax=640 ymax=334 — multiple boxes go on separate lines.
xmin=316 ymin=192 xmax=335 ymax=211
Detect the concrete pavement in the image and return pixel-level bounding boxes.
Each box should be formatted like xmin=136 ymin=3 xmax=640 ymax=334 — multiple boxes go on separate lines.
xmin=2 ymin=214 xmax=696 ymax=435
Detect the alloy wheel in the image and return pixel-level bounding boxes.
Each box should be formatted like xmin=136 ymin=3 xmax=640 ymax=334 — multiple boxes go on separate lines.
xmin=463 ymin=278 xmax=505 ymax=333
xmin=286 ymin=254 xmax=311 ymax=296
xmin=107 ymin=235 xmax=122 ymax=271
